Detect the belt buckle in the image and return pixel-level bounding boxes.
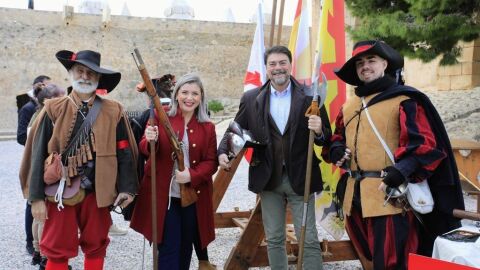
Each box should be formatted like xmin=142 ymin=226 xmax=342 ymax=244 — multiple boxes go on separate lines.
xmin=355 ymin=170 xmax=364 ymax=181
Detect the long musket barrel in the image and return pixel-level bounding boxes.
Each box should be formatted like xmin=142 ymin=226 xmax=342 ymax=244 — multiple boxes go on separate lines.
xmin=132 ymin=48 xmax=198 ymax=207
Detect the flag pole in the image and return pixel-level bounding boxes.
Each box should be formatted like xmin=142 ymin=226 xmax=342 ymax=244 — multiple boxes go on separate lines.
xmin=311 ymin=0 xmax=321 ymax=58
xmin=269 ymin=0 xmax=277 ymax=47
xmin=275 ymin=0 xmax=286 ymax=45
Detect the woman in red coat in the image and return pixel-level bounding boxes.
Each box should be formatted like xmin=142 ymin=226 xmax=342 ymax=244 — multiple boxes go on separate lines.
xmin=130 ymin=73 xmax=218 ymax=270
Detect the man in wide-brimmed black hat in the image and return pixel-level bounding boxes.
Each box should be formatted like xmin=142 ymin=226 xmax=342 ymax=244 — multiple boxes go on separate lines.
xmin=323 ymin=40 xmax=464 ymax=269
xmin=20 ymin=50 xmax=139 ymax=270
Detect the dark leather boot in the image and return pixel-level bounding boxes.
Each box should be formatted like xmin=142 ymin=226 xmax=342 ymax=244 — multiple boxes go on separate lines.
xmin=31 ymin=251 xmax=41 ymax=265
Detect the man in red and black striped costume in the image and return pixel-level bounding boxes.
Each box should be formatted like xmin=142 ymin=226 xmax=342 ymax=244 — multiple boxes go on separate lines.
xmin=323 ymin=40 xmax=464 ymax=270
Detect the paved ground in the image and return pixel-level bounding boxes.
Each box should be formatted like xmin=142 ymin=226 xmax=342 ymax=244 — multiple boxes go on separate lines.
xmin=1 ymin=120 xmax=364 ymax=270
xmin=2 ymin=86 xmax=479 ymax=269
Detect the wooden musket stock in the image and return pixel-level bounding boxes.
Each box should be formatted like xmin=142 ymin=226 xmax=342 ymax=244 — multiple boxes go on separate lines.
xmin=133 ymin=48 xmax=198 ymax=207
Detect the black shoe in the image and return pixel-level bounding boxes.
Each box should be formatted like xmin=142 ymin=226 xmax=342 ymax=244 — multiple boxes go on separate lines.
xmin=31 ymin=252 xmax=41 ymax=265
xmin=38 ymin=257 xmax=47 ymax=270
xmin=26 ymin=244 xmax=34 ymax=255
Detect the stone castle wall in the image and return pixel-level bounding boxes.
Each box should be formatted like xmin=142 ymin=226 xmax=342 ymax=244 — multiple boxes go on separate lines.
xmin=1 ymin=7 xmax=478 ymax=132
xmin=0 ymin=7 xmax=289 ymax=131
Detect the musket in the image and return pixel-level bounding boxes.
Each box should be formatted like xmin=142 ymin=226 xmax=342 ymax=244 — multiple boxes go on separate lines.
xmin=297 ymin=49 xmax=327 ymax=269
xmin=132 ymin=48 xmax=198 ymax=209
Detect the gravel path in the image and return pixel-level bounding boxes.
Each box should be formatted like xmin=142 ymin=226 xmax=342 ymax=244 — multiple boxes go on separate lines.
xmin=1 ymin=87 xmax=479 ymax=269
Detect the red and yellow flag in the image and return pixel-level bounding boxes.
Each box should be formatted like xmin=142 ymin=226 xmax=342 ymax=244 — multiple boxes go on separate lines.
xmin=313 ymin=0 xmax=347 ymax=240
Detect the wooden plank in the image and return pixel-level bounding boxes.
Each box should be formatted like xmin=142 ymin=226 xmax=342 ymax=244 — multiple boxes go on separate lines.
xmin=214 ymin=211 xmax=252 ymax=228
xmin=232 ymin=218 xmax=250 ymax=229
xmin=451 ymin=139 xmax=480 ymax=150
xmin=212 ymin=149 xmax=246 ymax=212
xmin=286 ymin=225 xmax=297 ymax=242
xmin=224 ymin=201 xmax=265 ymax=270
xmin=453 ymin=209 xmax=480 ymax=221
xmin=452 ymin=145 xmax=480 ymax=191
xmin=250 ymin=240 xmax=360 ymax=267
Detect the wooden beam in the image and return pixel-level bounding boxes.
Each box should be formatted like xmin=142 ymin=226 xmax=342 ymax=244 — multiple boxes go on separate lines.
xmin=249 ymin=240 xmax=359 ymax=267
xmin=451 ymin=139 xmax=480 ymax=150
xmin=232 ymin=218 xmax=250 ymax=229
xmin=453 ymin=209 xmax=480 ymax=221
xmin=221 ymin=204 xmax=360 ymax=269
xmin=451 ymin=139 xmax=480 ymax=191
xmin=224 ymin=201 xmax=265 ymax=270
xmin=214 ymin=210 xmax=252 ymax=228
xmin=212 ymin=149 xmax=246 ymax=211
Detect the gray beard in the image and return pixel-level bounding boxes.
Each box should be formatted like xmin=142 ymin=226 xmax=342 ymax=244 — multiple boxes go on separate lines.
xmin=271 ymin=75 xmax=289 ymax=86
xmin=71 ymin=80 xmax=98 ymax=94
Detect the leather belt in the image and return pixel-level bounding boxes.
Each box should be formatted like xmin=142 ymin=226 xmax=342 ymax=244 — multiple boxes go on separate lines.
xmin=350 ymin=171 xmax=383 ymax=180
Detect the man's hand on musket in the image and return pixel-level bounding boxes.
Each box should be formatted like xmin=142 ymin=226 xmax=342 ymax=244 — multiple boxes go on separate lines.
xmin=218 ymin=154 xmax=231 ymax=171
xmin=308 ymin=115 xmax=323 ymax=136
xmin=31 ymin=200 xmax=48 ymax=221
xmin=145 ymin=125 xmax=158 ymax=142
xmin=114 ymin=192 xmax=135 ymax=208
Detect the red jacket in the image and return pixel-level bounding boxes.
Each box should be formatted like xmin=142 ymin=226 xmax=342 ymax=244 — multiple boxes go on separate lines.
xmin=130 ymin=112 xmax=218 ymax=248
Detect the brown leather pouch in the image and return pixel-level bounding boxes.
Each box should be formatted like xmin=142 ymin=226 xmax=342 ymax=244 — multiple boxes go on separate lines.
xmin=45 ymin=176 xmax=85 ymax=206
xmin=44 ymin=152 xmax=62 ymax=185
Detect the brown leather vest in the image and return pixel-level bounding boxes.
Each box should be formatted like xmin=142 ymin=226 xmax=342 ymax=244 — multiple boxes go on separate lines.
xmin=44 ymin=93 xmax=127 ymax=207
xmin=342 ymin=93 xmax=409 ymax=217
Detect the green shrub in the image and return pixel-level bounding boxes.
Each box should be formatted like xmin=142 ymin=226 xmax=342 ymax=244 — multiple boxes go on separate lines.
xmin=208 ymin=100 xmax=224 ymax=113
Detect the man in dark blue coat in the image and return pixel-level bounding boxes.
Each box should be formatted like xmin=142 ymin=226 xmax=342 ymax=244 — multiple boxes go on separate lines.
xmin=16 ymin=75 xmax=51 ymax=257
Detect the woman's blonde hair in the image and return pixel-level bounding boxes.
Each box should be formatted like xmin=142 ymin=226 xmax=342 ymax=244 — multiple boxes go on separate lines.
xmin=168 ymin=73 xmax=210 ymax=123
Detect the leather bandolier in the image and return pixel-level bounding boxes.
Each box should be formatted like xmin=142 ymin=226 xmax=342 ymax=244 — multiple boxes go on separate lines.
xmin=44 ymin=93 xmax=132 ymax=207
xmin=342 ymin=93 xmax=409 ymax=218
xmin=62 ymin=100 xmax=98 ymax=188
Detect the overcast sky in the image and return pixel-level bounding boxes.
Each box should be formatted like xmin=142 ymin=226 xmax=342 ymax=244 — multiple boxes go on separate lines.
xmin=0 ymin=0 xmax=305 ymax=24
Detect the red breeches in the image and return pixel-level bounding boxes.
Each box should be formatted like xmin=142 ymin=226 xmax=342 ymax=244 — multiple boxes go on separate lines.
xmin=40 ymin=193 xmax=112 ymax=263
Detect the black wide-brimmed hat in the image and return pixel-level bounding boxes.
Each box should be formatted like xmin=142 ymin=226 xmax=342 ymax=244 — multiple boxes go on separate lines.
xmin=56 ymin=50 xmax=121 ymax=92
xmin=334 ymin=40 xmax=403 ymax=86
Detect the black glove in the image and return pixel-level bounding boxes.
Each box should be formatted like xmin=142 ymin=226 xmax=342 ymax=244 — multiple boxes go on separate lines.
xmin=382 ymin=166 xmax=406 ymax=188
xmin=330 ymin=146 xmax=346 ymax=164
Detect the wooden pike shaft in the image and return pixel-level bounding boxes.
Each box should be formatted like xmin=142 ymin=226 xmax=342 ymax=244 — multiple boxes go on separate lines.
xmin=297 ymin=130 xmax=315 ymax=270
xmin=149 ymin=114 xmax=159 ymax=270
xmin=297 ymin=99 xmax=320 ymax=270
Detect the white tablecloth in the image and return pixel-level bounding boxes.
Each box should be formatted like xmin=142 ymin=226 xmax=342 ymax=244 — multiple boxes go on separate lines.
xmin=432 ymin=226 xmax=480 ymax=268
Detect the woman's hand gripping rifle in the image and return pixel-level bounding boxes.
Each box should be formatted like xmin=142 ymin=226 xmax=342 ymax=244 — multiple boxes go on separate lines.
xmin=132 ymin=48 xmax=198 ymax=207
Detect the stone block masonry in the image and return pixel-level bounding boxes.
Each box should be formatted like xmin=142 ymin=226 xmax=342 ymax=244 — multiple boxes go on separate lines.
xmin=0 ymin=7 xmax=289 ymax=131
xmin=1 ymin=7 xmax=478 ymax=131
